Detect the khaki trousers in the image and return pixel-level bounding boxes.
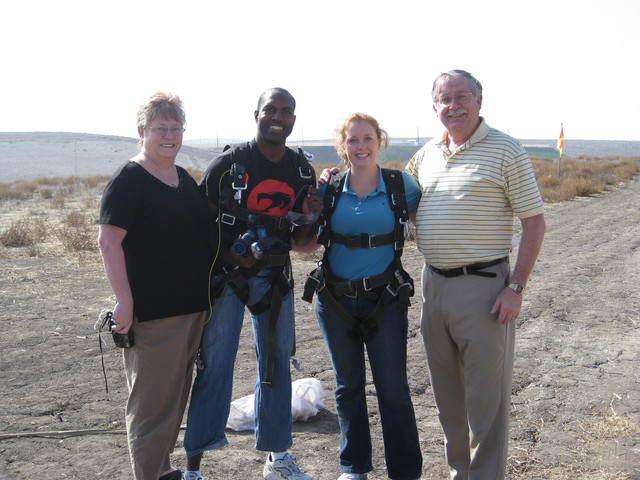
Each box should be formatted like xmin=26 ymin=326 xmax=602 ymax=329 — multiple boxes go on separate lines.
xmin=123 ymin=311 xmax=205 ymax=480
xmin=420 ymin=262 xmax=514 ymax=480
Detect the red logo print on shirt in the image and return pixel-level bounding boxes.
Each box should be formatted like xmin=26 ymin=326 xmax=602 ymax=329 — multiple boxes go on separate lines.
xmin=247 ymin=180 xmax=295 ymax=216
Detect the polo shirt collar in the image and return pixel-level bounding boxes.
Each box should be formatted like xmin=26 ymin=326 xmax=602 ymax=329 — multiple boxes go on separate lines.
xmin=343 ymin=166 xmax=387 ymax=196
xmin=437 ymin=117 xmax=490 ymax=151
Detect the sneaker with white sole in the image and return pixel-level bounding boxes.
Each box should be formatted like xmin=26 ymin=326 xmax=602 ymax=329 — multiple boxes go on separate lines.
xmin=263 ymin=453 xmax=313 ymax=480
xmin=338 ymin=473 xmax=368 ymax=480
xmin=182 ymin=471 xmax=203 ymax=480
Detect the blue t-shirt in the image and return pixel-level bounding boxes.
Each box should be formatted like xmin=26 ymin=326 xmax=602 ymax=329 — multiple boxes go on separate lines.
xmin=320 ymin=168 xmax=421 ymax=280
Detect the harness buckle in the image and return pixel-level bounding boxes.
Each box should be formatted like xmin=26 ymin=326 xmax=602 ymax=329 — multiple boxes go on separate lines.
xmin=299 ymin=166 xmax=313 ymax=179
xmin=302 ymin=266 xmax=325 ymax=303
xmin=394 ymin=270 xmax=413 ymax=294
xmin=367 ymin=235 xmax=376 ymax=249
xmin=230 ymin=164 xmax=248 ymax=204
xmin=400 ymin=218 xmax=410 ymax=239
xmin=221 ymin=213 xmax=236 ymax=226
xmin=276 ymin=216 xmax=290 ymax=230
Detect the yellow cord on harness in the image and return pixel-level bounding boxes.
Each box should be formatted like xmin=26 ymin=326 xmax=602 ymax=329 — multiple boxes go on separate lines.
xmin=204 ymin=169 xmax=230 ymax=325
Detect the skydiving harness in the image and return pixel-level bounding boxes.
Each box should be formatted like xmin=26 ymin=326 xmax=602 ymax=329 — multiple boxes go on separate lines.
xmin=210 ymin=142 xmax=314 ymax=387
xmin=302 ymin=168 xmax=414 ymax=342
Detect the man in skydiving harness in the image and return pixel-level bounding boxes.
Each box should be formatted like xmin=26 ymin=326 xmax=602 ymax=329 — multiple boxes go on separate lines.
xmin=183 ymin=88 xmax=322 ymax=480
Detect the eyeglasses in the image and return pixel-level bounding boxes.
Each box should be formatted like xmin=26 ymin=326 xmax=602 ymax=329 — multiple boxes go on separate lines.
xmin=435 ymin=92 xmax=476 ymax=108
xmin=147 ymin=126 xmax=185 ymax=136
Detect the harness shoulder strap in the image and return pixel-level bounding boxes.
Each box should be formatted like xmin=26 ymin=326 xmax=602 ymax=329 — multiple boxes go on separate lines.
xmin=380 ymin=168 xmax=409 ymax=254
xmin=380 ymin=168 xmax=409 ymax=222
xmin=295 ymin=147 xmax=315 ymax=183
xmin=317 ymin=171 xmax=347 ymax=246
xmin=219 ymin=142 xmax=251 ymax=208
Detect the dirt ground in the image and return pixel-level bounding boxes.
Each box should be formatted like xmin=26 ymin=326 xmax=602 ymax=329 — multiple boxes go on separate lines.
xmin=0 ymin=176 xmax=638 ymax=480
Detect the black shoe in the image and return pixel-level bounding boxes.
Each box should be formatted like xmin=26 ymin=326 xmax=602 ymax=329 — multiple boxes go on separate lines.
xmin=159 ymin=469 xmax=182 ymax=480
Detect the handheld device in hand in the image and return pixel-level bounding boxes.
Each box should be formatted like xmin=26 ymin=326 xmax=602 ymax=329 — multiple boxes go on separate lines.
xmin=104 ymin=311 xmax=134 ymax=348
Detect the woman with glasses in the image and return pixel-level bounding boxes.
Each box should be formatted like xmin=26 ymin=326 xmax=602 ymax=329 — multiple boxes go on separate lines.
xmin=98 ymin=92 xmax=214 ymax=480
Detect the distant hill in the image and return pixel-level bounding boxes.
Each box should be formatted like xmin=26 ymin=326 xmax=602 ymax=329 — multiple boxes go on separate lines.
xmin=1 ymin=132 xmax=639 ymax=183
xmin=0 ymin=132 xmax=213 ymax=183
xmin=193 ymin=137 xmax=640 ymax=163
xmin=283 ymin=139 xmax=640 ymax=164
xmin=518 ymin=139 xmax=640 ymax=159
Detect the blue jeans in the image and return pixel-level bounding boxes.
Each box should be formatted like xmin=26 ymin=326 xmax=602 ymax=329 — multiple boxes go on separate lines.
xmin=184 ymin=269 xmax=294 ymax=456
xmin=316 ymin=294 xmax=422 ymax=480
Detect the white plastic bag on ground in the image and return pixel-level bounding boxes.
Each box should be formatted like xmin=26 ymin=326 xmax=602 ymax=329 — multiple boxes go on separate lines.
xmin=226 ymin=377 xmax=325 ymax=431
xmin=291 ymin=378 xmax=326 ymax=422
xmin=225 ymin=394 xmax=255 ymax=431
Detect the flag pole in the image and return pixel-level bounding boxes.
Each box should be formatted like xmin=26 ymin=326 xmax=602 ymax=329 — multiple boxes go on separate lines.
xmin=557 ymin=123 xmax=564 ymax=178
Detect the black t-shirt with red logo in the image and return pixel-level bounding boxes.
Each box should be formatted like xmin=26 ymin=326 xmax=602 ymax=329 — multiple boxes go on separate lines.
xmin=199 ymin=140 xmax=315 ymax=268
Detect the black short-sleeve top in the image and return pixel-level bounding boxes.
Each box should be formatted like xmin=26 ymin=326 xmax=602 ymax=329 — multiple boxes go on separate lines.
xmin=99 ymin=161 xmax=214 ymax=322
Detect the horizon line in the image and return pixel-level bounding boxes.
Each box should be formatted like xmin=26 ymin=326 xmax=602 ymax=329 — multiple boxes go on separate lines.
xmin=2 ymin=131 xmax=640 ymax=143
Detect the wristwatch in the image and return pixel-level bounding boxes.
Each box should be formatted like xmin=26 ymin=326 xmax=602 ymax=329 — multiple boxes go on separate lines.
xmin=508 ymin=283 xmax=525 ymax=294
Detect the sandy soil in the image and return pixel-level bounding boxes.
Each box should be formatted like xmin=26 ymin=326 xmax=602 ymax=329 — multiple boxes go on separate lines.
xmin=0 ymin=176 xmax=638 ymax=479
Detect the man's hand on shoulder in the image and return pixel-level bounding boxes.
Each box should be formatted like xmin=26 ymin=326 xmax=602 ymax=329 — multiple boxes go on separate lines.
xmin=318 ymin=167 xmax=340 ymax=186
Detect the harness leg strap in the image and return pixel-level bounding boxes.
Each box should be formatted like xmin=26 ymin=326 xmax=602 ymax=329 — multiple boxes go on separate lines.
xmin=247 ymin=271 xmax=291 ymax=389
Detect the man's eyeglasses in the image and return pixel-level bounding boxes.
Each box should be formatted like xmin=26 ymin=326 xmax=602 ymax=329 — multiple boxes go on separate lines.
xmin=148 ymin=126 xmax=185 ymax=136
xmin=435 ymin=92 xmax=476 ymax=108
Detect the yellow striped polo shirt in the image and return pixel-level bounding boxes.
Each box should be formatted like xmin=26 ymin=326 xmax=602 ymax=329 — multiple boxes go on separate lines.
xmin=405 ymin=118 xmax=544 ymax=270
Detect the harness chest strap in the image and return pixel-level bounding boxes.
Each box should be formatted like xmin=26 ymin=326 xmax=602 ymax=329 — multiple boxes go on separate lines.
xmin=219 ymin=207 xmax=292 ymax=231
xmin=318 ymin=168 xmax=409 ymax=252
xmin=328 ymin=231 xmax=401 ymax=250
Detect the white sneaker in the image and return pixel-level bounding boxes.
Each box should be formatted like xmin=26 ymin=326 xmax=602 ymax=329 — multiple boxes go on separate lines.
xmin=182 ymin=472 xmax=203 ymax=480
xmin=338 ymin=474 xmax=368 ymax=480
xmin=263 ymin=453 xmax=313 ymax=480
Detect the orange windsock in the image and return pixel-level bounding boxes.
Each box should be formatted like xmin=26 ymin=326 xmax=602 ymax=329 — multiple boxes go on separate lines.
xmin=557 ymin=124 xmax=565 ymax=155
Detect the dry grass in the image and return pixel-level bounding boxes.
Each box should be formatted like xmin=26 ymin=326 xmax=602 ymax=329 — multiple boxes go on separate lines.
xmin=534 ymin=156 xmax=640 ymax=203
xmin=56 ymin=211 xmax=97 ymax=252
xmin=0 ymin=217 xmax=48 ymax=249
xmin=506 ymin=409 xmax=638 ymax=480
xmin=0 ymin=158 xmax=639 ymax=260
xmin=0 ymin=176 xmax=107 ymax=258
xmin=0 ymin=180 xmax=39 ymax=200
xmin=0 ymin=175 xmax=110 ymax=202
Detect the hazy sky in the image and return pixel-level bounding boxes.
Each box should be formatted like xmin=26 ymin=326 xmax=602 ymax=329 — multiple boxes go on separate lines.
xmin=3 ymin=0 xmax=638 ymax=143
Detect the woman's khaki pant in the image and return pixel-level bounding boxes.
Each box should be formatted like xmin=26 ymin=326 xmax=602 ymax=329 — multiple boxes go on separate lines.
xmin=123 ymin=311 xmax=204 ymax=480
